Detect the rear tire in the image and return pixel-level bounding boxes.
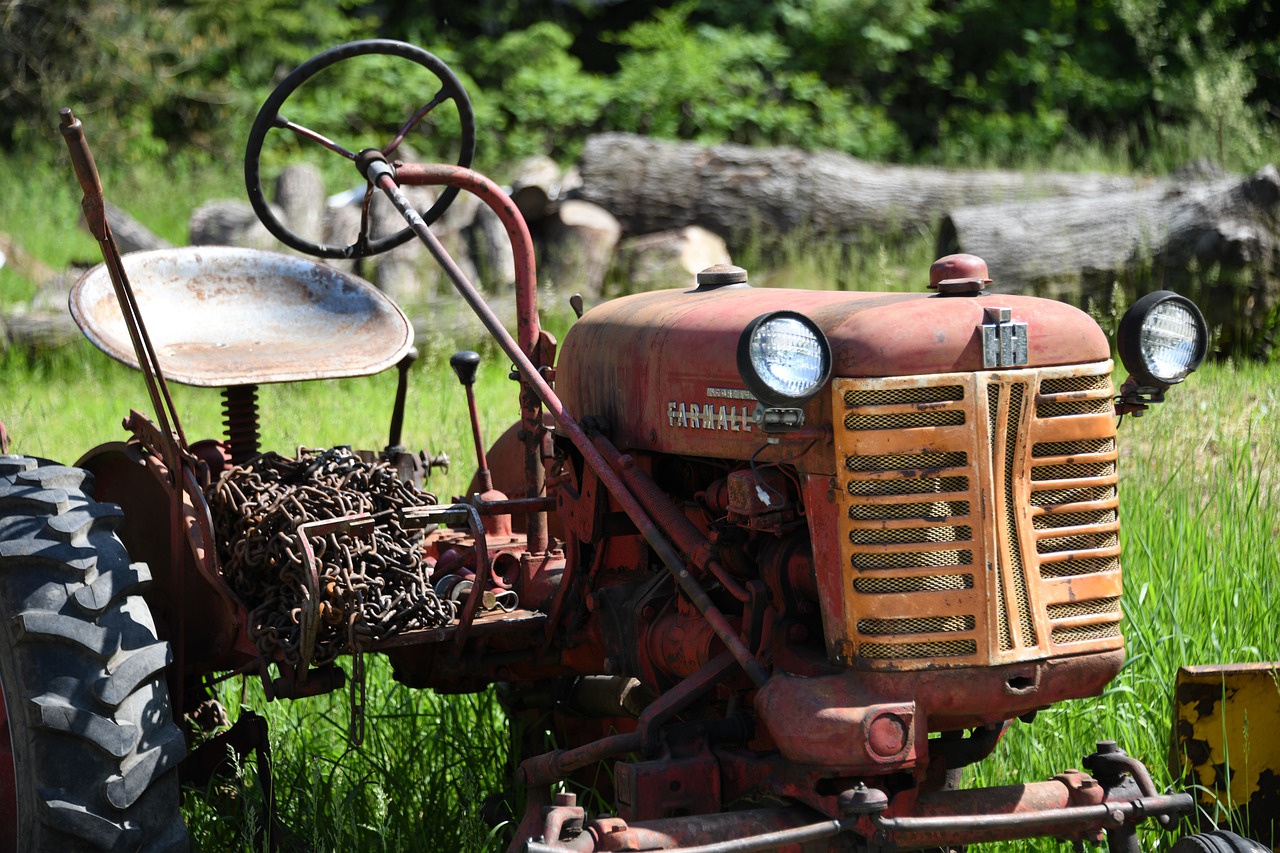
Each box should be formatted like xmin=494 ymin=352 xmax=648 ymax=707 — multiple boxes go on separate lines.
xmin=0 ymin=455 xmax=187 ymax=852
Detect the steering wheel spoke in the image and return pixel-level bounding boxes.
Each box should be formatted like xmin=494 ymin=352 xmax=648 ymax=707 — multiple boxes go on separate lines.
xmin=384 ymin=88 xmax=451 ymax=157
xmin=245 ymin=39 xmax=476 ymax=260
xmin=274 ymin=116 xmax=360 ymax=160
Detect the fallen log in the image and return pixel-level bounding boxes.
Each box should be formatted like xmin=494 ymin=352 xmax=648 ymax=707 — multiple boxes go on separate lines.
xmin=576 ymin=132 xmax=1142 ymax=243
xmin=104 ymin=201 xmax=172 ymax=254
xmin=0 ymin=309 xmax=78 ymax=351
xmin=938 ymin=165 xmax=1280 ymax=356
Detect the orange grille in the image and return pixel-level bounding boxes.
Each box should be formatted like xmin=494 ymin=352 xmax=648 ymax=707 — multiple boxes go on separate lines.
xmin=832 ymin=361 xmax=1123 ymax=668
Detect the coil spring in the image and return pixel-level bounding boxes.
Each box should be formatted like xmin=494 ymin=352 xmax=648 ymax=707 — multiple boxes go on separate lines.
xmin=223 ymin=384 xmax=261 ymax=466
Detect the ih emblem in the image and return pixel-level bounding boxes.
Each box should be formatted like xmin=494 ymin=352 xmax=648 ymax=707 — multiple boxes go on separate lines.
xmin=981 ymin=307 xmax=1028 ymax=368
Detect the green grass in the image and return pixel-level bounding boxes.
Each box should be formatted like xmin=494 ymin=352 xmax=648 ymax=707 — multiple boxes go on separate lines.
xmin=3 ymin=138 xmax=1278 ymax=850
xmin=5 ymin=318 xmax=1278 ymax=851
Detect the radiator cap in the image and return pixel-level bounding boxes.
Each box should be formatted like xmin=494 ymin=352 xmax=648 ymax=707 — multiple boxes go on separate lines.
xmin=695 ymin=263 xmax=749 ymax=291
xmin=929 ymin=254 xmax=991 ymax=295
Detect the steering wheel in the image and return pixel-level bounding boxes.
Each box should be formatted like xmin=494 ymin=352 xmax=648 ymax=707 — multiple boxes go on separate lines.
xmin=244 ymin=39 xmax=476 ymax=260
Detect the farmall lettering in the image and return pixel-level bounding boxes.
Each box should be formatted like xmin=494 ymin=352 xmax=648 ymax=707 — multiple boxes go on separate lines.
xmin=668 ymin=387 xmax=756 ymax=432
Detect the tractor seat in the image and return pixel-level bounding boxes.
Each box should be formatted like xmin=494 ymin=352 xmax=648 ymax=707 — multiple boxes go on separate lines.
xmin=70 ymin=246 xmax=413 ymax=387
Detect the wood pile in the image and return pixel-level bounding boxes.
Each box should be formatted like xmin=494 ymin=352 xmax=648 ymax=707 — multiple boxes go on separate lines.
xmin=4 ymin=137 xmax=1276 ymax=358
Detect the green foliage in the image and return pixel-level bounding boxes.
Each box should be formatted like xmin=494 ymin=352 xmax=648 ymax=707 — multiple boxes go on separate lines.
xmin=605 ymin=4 xmax=904 ymax=158
xmin=2 ymin=0 xmax=1275 ymax=171
xmin=0 ymin=0 xmax=373 ymax=161
xmin=465 ymin=23 xmax=612 ymax=164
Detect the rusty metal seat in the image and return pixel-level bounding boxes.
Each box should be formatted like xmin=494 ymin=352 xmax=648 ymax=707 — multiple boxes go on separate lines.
xmin=70 ymin=246 xmax=413 ymax=387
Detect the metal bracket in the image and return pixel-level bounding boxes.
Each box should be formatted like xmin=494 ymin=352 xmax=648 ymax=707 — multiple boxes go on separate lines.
xmin=981 ymin=307 xmax=1028 ymax=368
xmin=754 ymin=406 xmax=807 ymax=432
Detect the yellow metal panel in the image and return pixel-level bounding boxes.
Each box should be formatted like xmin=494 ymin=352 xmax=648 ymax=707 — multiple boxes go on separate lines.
xmin=1172 ymin=663 xmax=1280 ymax=849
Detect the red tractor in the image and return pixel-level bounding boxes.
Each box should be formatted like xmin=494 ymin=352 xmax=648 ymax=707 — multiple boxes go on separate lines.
xmin=0 ymin=40 xmax=1258 ymax=853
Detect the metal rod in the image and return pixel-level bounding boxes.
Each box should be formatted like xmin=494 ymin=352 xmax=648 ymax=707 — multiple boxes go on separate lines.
xmin=59 ymin=109 xmax=189 ymax=462
xmin=524 ymin=818 xmax=846 ymax=853
xmin=872 ymin=793 xmax=1193 ymax=847
xmin=60 ymin=108 xmax=191 ymax=721
xmin=386 ymin=348 xmax=418 ymax=451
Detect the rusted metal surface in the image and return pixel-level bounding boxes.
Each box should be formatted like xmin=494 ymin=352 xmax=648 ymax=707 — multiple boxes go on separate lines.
xmin=373 ymin=156 xmax=768 ymax=687
xmin=555 ymin=286 xmax=1110 ymax=461
xmin=528 ymin=807 xmax=838 ymax=852
xmin=870 ymin=789 xmax=1192 ymax=848
xmin=391 ymin=161 xmax=549 ymax=554
xmin=1173 ymin=662 xmax=1280 ymax=846
xmin=929 ymin=252 xmax=992 ymax=294
xmin=524 ymin=783 xmax=1191 ymax=851
xmin=754 ymin=672 xmax=917 ymax=770
xmin=70 ymin=246 xmax=414 ymax=387
xmin=77 ymin=434 xmax=251 ymax=674
xmin=206 ymin=447 xmax=453 ymax=667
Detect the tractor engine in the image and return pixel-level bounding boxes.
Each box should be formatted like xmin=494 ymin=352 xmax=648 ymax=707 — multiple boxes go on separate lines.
xmin=534 ymin=257 xmax=1127 ymax=828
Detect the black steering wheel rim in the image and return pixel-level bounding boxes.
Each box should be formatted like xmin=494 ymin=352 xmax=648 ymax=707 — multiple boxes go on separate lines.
xmin=244 ymin=39 xmax=476 ymax=260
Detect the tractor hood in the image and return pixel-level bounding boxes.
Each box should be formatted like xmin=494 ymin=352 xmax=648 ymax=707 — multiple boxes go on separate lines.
xmin=556 ymin=284 xmax=1110 ymax=460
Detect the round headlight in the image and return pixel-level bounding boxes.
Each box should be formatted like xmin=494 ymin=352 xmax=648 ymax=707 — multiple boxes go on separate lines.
xmin=736 ymin=311 xmax=832 ymax=408
xmin=1117 ymin=291 xmax=1207 ymax=388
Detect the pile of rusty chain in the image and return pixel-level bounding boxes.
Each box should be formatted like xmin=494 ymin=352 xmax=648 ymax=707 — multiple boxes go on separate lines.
xmin=207 ymin=447 xmax=454 ymax=666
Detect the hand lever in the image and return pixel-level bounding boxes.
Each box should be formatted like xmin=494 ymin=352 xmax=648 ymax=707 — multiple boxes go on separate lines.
xmin=450 ymin=350 xmax=493 ymax=493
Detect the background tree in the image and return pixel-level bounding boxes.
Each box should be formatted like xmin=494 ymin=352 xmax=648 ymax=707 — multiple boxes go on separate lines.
xmin=0 ymin=0 xmax=1273 ymax=168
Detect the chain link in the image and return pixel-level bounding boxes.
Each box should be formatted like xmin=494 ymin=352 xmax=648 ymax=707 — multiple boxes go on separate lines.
xmin=208 ymin=447 xmax=455 ymax=667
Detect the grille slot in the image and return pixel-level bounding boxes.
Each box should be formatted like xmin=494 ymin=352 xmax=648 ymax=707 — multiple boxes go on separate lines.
xmin=847 ymin=452 xmax=967 ymax=471
xmin=1032 ymin=461 xmax=1116 ymax=481
xmin=834 ymin=362 xmax=1123 ymax=670
xmin=1033 ymin=509 xmax=1117 ymax=530
xmin=1042 ymin=374 xmax=1111 ymax=394
xmin=1029 ymin=485 xmax=1114 ymax=506
xmin=845 ymin=410 xmax=965 ymax=430
xmin=852 ymin=549 xmax=974 ymax=571
xmin=854 ymin=573 xmax=974 ymax=594
xmin=1052 ymin=624 xmax=1121 ymax=644
xmin=852 ymin=526 xmax=973 ymax=546
xmin=848 ymin=500 xmax=970 ymax=521
xmin=1037 ymin=397 xmax=1114 ymax=418
xmin=1033 ymin=438 xmax=1115 ymax=458
xmin=1037 ymin=530 xmax=1119 ymax=555
xmin=998 ymin=381 xmax=1036 ymax=648
xmin=1047 ymin=597 xmax=1121 ymax=620
xmin=848 ymin=476 xmax=969 ymax=497
xmin=1040 ymin=556 xmax=1119 ymax=578
xmin=858 ymin=615 xmax=976 ymax=636
xmin=845 ymin=386 xmax=965 ymax=407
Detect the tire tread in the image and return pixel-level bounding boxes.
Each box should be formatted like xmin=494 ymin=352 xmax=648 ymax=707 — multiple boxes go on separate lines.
xmin=0 ymin=456 xmax=188 ymax=852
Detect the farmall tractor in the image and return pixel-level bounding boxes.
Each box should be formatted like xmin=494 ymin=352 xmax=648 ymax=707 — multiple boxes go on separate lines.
xmin=0 ymin=40 xmax=1256 ymax=853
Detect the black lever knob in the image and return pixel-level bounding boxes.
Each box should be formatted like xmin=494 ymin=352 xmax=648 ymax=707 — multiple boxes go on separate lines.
xmin=450 ymin=350 xmax=481 ymax=387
